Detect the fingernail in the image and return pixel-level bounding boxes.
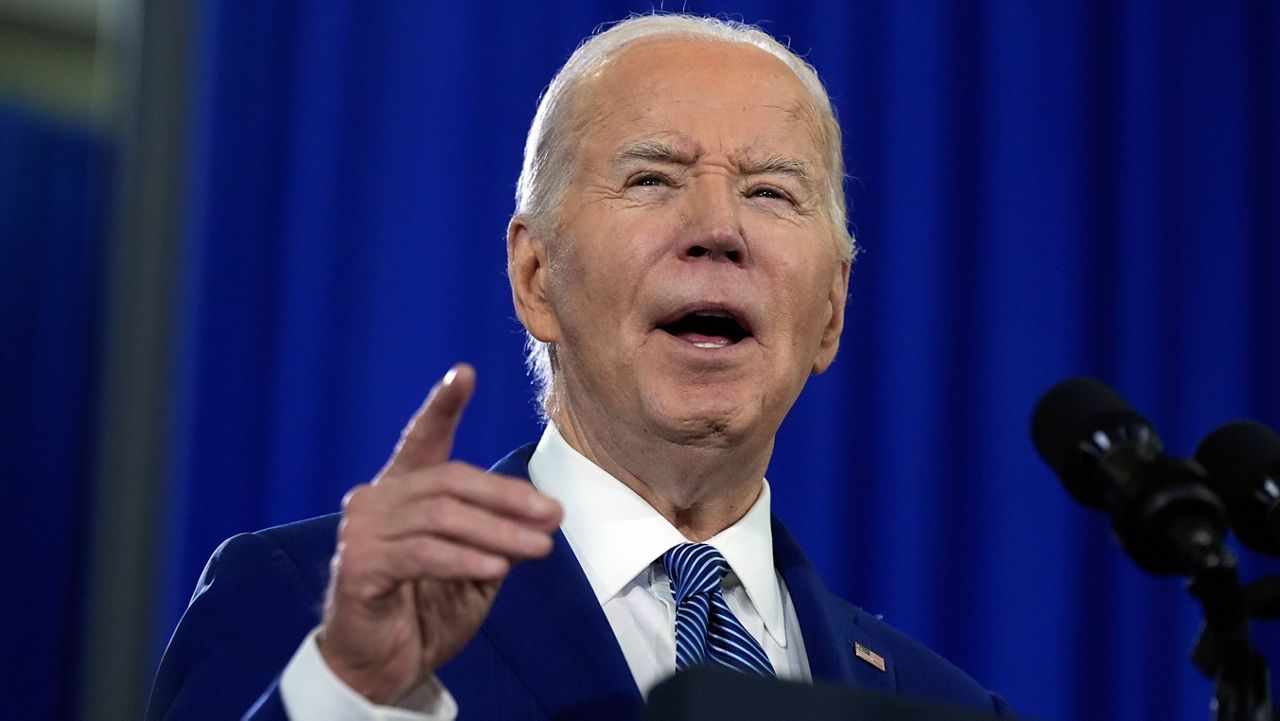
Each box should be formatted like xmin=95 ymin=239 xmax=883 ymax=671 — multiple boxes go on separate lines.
xmin=443 ymin=366 xmax=459 ymax=387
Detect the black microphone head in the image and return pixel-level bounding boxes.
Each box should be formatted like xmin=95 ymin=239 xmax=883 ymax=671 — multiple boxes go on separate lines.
xmin=1195 ymin=420 xmax=1280 ymax=555
xmin=1031 ymin=378 xmax=1162 ymax=508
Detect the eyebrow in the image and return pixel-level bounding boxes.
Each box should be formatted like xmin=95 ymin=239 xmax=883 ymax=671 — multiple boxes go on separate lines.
xmin=613 ymin=140 xmax=816 ymax=191
xmin=743 ymin=154 xmax=816 ymax=190
xmin=613 ymin=140 xmax=696 ymax=166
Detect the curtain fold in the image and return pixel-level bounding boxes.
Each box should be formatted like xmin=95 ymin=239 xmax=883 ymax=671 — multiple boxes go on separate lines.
xmin=0 ymin=102 xmax=111 ymax=721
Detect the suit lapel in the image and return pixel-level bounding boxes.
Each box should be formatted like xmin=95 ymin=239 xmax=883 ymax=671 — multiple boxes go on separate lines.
xmin=478 ymin=444 xmax=896 ymax=714
xmin=480 ymin=445 xmax=643 ymax=718
xmin=772 ymin=517 xmax=898 ymax=696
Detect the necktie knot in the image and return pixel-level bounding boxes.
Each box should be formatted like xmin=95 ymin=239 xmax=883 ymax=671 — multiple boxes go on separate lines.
xmin=662 ymin=543 xmax=729 ymax=604
xmin=660 ymin=542 xmax=776 ymax=676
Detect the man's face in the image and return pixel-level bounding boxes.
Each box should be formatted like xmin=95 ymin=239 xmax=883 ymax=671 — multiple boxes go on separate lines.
xmin=514 ymin=38 xmax=849 ymax=449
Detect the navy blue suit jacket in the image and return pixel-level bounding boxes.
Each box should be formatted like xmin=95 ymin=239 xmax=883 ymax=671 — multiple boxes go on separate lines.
xmin=147 ymin=444 xmax=1009 ymax=720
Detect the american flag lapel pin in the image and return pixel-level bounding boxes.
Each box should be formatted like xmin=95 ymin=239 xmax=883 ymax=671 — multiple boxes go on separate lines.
xmin=853 ymin=642 xmax=887 ymax=672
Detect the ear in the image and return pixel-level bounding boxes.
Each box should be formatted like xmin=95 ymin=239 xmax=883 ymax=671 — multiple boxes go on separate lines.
xmin=508 ymin=216 xmax=562 ymax=343
xmin=811 ymin=259 xmax=850 ymax=374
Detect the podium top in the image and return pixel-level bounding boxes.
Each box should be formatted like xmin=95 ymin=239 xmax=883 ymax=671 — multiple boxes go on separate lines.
xmin=644 ymin=666 xmax=1014 ymax=721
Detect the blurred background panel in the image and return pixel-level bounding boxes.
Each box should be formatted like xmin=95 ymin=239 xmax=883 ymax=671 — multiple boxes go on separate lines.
xmin=1 ymin=2 xmax=1277 ymax=720
xmin=0 ymin=0 xmax=119 ymax=122
xmin=1 ymin=1 xmax=126 ymax=720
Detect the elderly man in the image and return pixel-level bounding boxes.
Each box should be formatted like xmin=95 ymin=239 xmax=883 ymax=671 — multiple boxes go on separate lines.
xmin=148 ymin=14 xmax=1008 ymax=720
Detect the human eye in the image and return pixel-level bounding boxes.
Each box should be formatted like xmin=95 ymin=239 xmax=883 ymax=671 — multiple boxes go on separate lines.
xmin=746 ymin=184 xmax=794 ymax=204
xmin=629 ymin=172 xmax=672 ymax=188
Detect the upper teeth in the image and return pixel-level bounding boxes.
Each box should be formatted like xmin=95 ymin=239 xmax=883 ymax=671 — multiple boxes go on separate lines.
xmin=694 ymin=310 xmax=732 ymax=318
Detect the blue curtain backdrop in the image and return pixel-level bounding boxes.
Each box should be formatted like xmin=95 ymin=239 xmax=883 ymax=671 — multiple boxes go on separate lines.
xmin=0 ymin=103 xmax=110 ymax=720
xmin=157 ymin=2 xmax=1279 ymax=720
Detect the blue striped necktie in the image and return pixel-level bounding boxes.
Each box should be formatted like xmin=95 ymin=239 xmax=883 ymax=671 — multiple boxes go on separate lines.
xmin=661 ymin=543 xmax=776 ymax=676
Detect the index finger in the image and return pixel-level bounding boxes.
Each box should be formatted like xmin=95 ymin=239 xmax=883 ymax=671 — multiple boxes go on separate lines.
xmin=382 ymin=363 xmax=476 ymax=476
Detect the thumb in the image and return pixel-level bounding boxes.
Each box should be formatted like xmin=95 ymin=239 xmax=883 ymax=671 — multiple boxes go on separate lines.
xmin=383 ymin=363 xmax=476 ymax=475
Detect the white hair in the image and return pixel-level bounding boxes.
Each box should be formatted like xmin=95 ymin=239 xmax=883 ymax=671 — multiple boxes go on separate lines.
xmin=513 ymin=13 xmax=856 ymax=416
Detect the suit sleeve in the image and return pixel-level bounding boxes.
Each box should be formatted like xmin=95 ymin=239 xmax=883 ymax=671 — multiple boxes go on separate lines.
xmin=145 ymin=532 xmax=322 ymax=721
xmin=992 ymin=692 xmax=1015 ymax=717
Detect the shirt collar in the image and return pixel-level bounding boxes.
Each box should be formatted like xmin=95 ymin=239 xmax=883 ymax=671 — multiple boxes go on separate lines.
xmin=526 ymin=422 xmax=787 ymax=646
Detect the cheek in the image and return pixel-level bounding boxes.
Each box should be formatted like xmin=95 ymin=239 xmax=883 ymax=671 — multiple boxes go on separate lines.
xmin=545 ymin=241 xmax=636 ymax=342
xmin=558 ymin=216 xmax=669 ymax=294
xmin=774 ymin=258 xmax=838 ymax=343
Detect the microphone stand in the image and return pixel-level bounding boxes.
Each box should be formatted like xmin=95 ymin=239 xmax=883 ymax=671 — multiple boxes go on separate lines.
xmin=1245 ymin=577 xmax=1280 ymax=620
xmin=1188 ymin=555 xmax=1274 ymax=721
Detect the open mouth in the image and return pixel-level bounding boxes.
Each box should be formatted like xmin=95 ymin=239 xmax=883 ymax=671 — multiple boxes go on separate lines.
xmin=658 ymin=309 xmax=751 ymax=349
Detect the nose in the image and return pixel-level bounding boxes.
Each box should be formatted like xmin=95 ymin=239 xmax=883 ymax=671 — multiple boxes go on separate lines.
xmin=680 ymin=178 xmax=748 ymax=265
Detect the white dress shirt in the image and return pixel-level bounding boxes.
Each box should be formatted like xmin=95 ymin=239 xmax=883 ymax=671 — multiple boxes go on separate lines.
xmin=279 ymin=422 xmax=810 ymax=719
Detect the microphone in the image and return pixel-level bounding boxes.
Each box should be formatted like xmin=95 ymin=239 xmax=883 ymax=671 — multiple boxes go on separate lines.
xmin=1032 ymin=378 xmax=1230 ymax=574
xmin=1195 ymin=420 xmax=1280 ymax=556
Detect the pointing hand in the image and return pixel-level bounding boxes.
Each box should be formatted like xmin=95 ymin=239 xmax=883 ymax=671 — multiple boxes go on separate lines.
xmin=317 ymin=364 xmax=562 ymax=704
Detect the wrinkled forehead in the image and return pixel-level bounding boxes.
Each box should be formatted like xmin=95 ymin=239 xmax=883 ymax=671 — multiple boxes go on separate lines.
xmin=568 ymin=38 xmax=830 ymax=171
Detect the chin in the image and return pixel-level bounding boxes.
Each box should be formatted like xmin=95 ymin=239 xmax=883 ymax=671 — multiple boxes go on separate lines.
xmin=643 ymin=387 xmax=761 ymax=448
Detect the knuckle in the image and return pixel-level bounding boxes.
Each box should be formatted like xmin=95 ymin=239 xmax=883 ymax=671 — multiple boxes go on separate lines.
xmin=430 ymin=541 xmax=461 ymax=567
xmin=425 ymin=539 xmax=470 ymax=573
xmin=338 ymin=516 xmax=375 ymax=547
xmin=341 ymin=484 xmax=371 ymax=512
xmin=435 ymin=462 xmax=463 ymax=489
xmin=441 ymin=460 xmax=477 ymax=485
xmin=333 ymin=539 xmax=362 ymax=569
xmin=337 ymin=507 xmax=373 ymax=543
xmin=429 ymin=471 xmax=461 ymax=498
xmin=423 ymin=464 xmax=454 ymax=490
xmin=411 ymin=538 xmax=450 ymax=571
xmin=422 ymin=495 xmax=461 ymax=524
xmin=336 ymin=515 xmax=354 ymax=541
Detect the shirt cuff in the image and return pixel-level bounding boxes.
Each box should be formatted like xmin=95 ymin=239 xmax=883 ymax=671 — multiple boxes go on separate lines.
xmin=280 ymin=627 xmax=459 ymax=721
